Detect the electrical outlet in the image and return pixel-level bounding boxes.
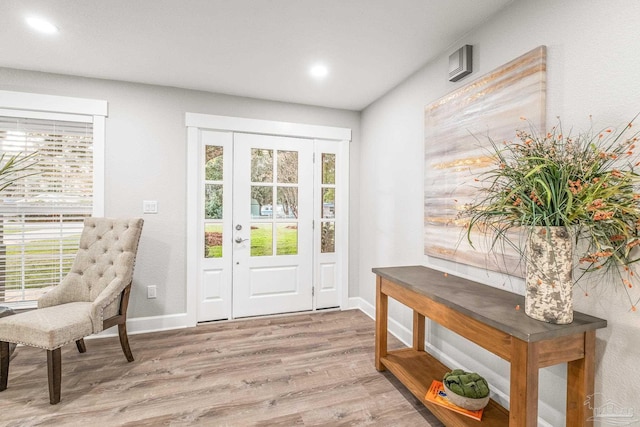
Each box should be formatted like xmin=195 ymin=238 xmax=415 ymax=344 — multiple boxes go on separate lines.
xmin=147 ymin=285 xmax=157 ymax=299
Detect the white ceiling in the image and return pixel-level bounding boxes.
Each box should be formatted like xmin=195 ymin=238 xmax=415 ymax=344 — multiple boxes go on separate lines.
xmin=1 ymin=0 xmax=513 ymax=111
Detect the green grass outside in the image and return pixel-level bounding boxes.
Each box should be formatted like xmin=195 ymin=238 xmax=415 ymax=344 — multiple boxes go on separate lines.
xmin=204 ymin=225 xmax=297 ymax=257
xmin=2 ymin=236 xmax=80 ymax=289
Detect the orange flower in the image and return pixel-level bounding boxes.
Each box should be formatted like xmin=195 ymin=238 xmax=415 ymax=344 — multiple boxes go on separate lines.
xmin=530 ymin=190 xmax=542 ymax=206
xmin=587 ymin=199 xmax=605 ymax=211
xmin=580 ymin=255 xmax=599 ymax=263
xmin=627 ymin=240 xmax=640 ymax=249
xmin=594 ymin=251 xmax=613 ymax=258
xmin=593 ymin=211 xmax=614 ymax=221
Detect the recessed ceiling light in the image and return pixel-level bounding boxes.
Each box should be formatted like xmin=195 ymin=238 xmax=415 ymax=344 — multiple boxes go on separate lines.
xmin=310 ymin=64 xmax=329 ymax=79
xmin=26 ymin=16 xmax=59 ymax=35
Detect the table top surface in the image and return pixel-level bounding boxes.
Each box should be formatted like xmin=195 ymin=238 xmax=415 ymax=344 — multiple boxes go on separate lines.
xmin=373 ymin=265 xmax=607 ymax=342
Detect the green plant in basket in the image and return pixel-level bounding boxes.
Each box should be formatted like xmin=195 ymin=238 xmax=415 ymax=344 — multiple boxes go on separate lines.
xmin=442 ymin=369 xmax=490 ymax=411
xmin=443 ymin=369 xmax=490 ymax=399
xmin=464 ymin=116 xmax=640 ymax=310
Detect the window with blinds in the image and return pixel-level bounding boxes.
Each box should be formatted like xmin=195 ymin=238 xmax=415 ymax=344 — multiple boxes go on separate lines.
xmin=0 ymin=116 xmax=93 ymax=306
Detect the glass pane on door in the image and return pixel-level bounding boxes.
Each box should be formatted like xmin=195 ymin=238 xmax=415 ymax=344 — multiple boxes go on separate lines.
xmin=251 ymin=149 xmax=273 ymax=182
xmin=277 ymin=150 xmax=298 ymax=183
xmin=205 ymin=184 xmax=223 ymax=219
xmin=321 ymin=222 xmax=335 ymax=253
xmin=322 ymin=153 xmax=335 ymax=184
xmin=276 ymin=223 xmax=298 ymax=255
xmin=205 ymin=146 xmax=224 ymax=180
xmin=277 ymin=186 xmax=298 ymax=219
xmin=250 ymin=223 xmax=273 ymax=256
xmin=251 ymin=186 xmax=273 ymax=219
xmin=204 ymin=223 xmax=223 ymax=258
xmin=322 ymin=188 xmax=335 ymax=218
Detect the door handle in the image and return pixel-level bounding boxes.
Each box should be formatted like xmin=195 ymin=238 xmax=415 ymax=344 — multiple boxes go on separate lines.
xmin=235 ymin=237 xmax=249 ymax=243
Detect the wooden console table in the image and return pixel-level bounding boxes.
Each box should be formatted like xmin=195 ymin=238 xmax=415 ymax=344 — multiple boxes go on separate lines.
xmin=373 ymin=266 xmax=607 ymax=427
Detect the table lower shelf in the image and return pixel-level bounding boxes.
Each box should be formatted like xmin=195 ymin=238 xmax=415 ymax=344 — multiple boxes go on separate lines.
xmin=380 ymin=348 xmax=509 ymax=426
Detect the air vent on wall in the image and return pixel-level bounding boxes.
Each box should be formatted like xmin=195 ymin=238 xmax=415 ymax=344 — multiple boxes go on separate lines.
xmin=448 ymin=45 xmax=473 ymax=82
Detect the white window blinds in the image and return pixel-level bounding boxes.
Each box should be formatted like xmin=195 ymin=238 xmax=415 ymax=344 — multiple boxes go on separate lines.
xmin=0 ymin=115 xmax=94 ymax=306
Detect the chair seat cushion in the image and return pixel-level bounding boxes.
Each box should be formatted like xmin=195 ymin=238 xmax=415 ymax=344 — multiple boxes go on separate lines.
xmin=0 ymin=302 xmax=94 ymax=350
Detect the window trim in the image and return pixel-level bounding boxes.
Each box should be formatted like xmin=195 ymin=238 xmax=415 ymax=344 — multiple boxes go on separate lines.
xmin=0 ymin=90 xmax=107 ymax=308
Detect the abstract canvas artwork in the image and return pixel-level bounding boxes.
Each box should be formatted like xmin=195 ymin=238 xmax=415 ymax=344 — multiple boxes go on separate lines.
xmin=424 ymin=46 xmax=546 ymax=276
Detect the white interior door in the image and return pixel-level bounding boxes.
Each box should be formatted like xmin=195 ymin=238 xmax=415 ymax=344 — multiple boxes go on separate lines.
xmin=232 ymin=133 xmax=314 ymax=318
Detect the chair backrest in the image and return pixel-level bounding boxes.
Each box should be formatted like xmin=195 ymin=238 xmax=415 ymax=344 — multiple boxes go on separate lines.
xmin=62 ymin=217 xmax=144 ymax=302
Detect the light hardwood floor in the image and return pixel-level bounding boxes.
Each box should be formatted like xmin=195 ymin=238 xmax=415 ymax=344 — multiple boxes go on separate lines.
xmin=0 ymin=310 xmax=443 ymax=426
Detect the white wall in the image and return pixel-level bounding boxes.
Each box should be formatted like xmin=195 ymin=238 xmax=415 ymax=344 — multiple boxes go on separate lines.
xmin=359 ymin=0 xmax=640 ymax=425
xmin=0 ymin=67 xmax=361 ymax=319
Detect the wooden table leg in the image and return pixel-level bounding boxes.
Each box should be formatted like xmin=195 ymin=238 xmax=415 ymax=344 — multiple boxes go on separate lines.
xmin=567 ymin=331 xmax=595 ymax=426
xmin=375 ymin=276 xmax=388 ymax=371
xmin=510 ymin=338 xmax=539 ymax=426
xmin=413 ymin=311 xmax=425 ymax=352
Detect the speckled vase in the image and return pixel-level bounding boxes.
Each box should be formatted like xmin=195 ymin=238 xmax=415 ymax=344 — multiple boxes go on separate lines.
xmin=525 ymin=226 xmax=574 ymax=324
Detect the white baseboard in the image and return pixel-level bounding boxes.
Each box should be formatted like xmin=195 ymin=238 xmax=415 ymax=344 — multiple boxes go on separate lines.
xmin=93 ymin=312 xmax=191 ymax=338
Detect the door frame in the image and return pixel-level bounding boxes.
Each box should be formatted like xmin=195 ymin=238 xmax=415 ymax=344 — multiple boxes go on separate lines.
xmin=185 ymin=113 xmax=351 ymax=326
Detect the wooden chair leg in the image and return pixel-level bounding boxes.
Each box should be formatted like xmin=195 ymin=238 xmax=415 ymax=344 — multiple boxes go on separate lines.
xmin=76 ymin=339 xmax=87 ymax=353
xmin=47 ymin=348 xmax=61 ymax=405
xmin=0 ymin=341 xmax=9 ymax=392
xmin=118 ymin=323 xmax=134 ymax=362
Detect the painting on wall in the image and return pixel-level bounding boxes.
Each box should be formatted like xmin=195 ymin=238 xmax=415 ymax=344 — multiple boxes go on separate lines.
xmin=424 ymin=46 xmax=546 ymax=276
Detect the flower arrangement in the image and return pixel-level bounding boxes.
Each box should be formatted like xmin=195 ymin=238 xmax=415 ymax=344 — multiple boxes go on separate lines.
xmin=464 ymin=116 xmax=640 ymax=310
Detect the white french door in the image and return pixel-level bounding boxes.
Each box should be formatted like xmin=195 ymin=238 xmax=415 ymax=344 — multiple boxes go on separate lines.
xmin=186 ymin=114 xmax=350 ymax=324
xmin=231 ymin=133 xmax=313 ymax=318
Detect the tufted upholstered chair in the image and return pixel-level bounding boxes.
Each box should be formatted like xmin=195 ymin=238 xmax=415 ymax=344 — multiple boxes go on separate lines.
xmin=0 ymin=217 xmax=143 ymax=404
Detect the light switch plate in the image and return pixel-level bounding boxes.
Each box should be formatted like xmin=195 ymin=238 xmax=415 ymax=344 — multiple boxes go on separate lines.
xmin=143 ymin=200 xmax=158 ymax=214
